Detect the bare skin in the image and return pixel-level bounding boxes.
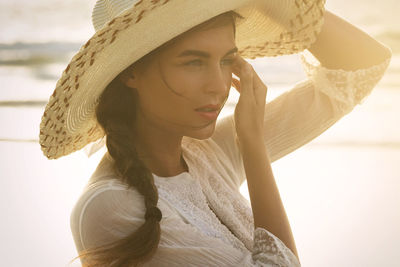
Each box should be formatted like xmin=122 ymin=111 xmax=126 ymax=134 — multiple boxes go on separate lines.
xmin=308 ymin=11 xmax=391 ymax=70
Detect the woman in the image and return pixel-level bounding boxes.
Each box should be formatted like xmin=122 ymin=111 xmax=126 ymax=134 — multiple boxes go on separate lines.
xmin=39 ymin=0 xmax=391 ymax=266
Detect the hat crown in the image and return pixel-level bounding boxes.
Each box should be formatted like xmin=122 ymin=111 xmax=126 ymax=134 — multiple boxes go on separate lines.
xmin=92 ymin=0 xmax=138 ymax=32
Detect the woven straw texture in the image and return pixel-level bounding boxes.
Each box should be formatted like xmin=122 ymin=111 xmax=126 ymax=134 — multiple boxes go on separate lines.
xmin=39 ymin=0 xmax=326 ymax=159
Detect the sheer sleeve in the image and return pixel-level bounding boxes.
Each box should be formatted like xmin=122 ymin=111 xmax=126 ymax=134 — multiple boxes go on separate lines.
xmin=212 ymin=50 xmax=392 ymax=189
xmin=74 ymin=182 xmax=300 ymax=266
xmin=299 ymin=49 xmax=392 ymax=108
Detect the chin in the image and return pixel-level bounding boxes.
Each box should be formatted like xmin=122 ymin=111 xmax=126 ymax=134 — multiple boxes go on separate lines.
xmin=185 ymin=121 xmax=216 ymax=140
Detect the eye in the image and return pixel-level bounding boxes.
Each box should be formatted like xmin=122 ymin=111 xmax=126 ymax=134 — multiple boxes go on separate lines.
xmin=185 ymin=60 xmax=203 ymax=66
xmin=184 ymin=58 xmax=235 ymax=67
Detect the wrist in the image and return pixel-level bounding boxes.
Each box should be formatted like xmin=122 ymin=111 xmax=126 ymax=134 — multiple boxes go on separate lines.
xmin=237 ymin=135 xmax=270 ymax=162
xmin=237 ymin=133 xmax=263 ymax=149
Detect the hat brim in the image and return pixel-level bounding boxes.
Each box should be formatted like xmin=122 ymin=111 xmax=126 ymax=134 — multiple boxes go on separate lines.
xmin=40 ymin=0 xmax=325 ymax=159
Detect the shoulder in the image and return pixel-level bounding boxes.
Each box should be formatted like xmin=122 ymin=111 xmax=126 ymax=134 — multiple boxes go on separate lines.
xmin=69 ymin=179 xmax=142 ymax=250
xmin=70 ymin=179 xmax=144 ymax=229
xmin=70 ymin=177 xmax=182 ymax=250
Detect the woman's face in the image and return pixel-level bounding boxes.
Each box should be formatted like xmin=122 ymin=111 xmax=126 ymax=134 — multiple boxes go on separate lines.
xmin=129 ymin=23 xmax=237 ymax=140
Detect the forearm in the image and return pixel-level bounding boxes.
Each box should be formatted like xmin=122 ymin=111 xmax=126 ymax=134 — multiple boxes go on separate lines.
xmin=308 ymin=10 xmax=392 ymax=71
xmin=239 ymin=137 xmax=298 ymax=259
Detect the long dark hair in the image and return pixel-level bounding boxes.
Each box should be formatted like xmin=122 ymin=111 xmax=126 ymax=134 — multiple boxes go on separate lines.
xmin=71 ymin=10 xmax=243 ymax=267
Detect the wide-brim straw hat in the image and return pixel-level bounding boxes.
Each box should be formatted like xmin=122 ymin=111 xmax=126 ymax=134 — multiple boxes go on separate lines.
xmin=40 ymin=0 xmax=326 ymax=159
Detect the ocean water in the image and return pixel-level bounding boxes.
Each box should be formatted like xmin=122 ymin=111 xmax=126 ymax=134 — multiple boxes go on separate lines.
xmin=0 ymin=0 xmax=399 ymax=266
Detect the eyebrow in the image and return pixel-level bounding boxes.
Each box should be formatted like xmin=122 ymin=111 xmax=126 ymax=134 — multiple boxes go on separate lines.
xmin=177 ymin=47 xmax=238 ymax=58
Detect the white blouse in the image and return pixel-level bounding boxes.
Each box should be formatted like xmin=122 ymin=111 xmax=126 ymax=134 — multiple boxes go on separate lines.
xmin=70 ymin=51 xmax=391 ymax=267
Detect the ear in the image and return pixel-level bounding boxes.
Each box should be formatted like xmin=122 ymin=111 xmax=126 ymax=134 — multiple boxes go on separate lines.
xmin=119 ymin=67 xmax=139 ymax=89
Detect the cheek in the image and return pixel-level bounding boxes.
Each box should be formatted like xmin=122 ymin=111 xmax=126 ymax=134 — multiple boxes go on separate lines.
xmin=161 ymin=69 xmax=207 ymax=96
xmin=137 ymin=80 xmax=191 ymax=117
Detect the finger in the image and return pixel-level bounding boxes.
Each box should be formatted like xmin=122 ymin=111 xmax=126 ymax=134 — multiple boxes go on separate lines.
xmin=238 ymin=62 xmax=254 ymax=100
xmin=231 ymin=56 xmax=254 ymax=98
xmin=253 ymin=73 xmax=267 ymax=106
xmin=231 ymin=77 xmax=241 ymax=92
xmin=233 ymin=55 xmax=267 ymax=105
xmin=231 ymin=55 xmax=249 ymax=77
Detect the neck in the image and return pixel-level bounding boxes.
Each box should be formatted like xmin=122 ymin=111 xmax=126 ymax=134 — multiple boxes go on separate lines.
xmin=133 ymin=110 xmax=188 ymax=178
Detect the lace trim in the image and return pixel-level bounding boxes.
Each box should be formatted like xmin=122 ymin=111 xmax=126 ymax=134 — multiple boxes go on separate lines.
xmin=182 ymin=139 xmax=255 ymax=251
xmin=253 ymin=227 xmax=301 ymax=267
xmin=300 ymin=50 xmax=391 ymax=109
xmin=155 ymin=178 xmax=247 ymax=252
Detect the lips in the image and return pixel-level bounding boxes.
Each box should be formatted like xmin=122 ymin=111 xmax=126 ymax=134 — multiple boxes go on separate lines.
xmin=195 ymin=104 xmax=220 ymax=112
xmin=195 ymin=104 xmax=221 ymax=120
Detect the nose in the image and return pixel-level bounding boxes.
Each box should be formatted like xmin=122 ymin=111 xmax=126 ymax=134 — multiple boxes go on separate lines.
xmin=203 ymin=64 xmax=231 ymax=95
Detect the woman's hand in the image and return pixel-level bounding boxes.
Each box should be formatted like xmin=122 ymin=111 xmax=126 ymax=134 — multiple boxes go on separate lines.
xmin=231 ymin=55 xmax=268 ymax=143
xmin=231 ymin=56 xmax=299 ymax=259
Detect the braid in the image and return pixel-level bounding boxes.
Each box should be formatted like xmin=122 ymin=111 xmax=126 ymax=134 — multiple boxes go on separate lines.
xmin=74 ymin=77 xmax=162 ymax=267
xmin=69 ymin=10 xmax=244 ymax=267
